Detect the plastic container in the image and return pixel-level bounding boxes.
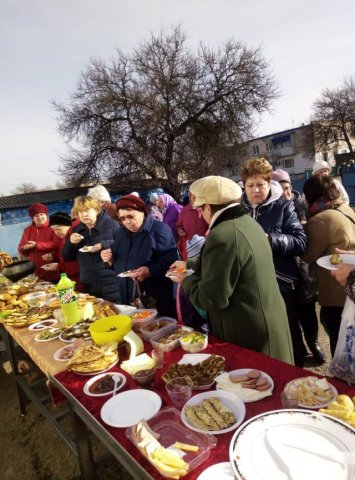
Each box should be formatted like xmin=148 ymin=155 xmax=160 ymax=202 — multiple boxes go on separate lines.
xmin=179 ymin=332 xmax=208 ymax=353
xmin=150 ymin=325 xmax=194 ymax=352
xmin=26 ymin=291 xmax=46 ymax=307
xmin=137 ymin=317 xmax=177 ymax=342
xmin=132 ymin=367 xmax=156 ymax=387
xmin=56 ymin=273 xmax=80 ymax=326
xmin=130 ymin=309 xmax=158 ymax=328
xmin=126 ymin=407 xmax=216 ymax=478
xmin=89 ymin=315 xmax=132 ymax=345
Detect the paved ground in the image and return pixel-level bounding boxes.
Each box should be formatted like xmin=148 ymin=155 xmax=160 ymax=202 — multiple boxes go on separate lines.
xmin=0 ymin=320 xmax=332 ymax=480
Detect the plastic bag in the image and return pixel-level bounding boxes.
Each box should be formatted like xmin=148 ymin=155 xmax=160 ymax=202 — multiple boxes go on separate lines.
xmin=130 ymin=279 xmax=157 ymax=309
xmin=329 ymin=297 xmax=355 ymax=384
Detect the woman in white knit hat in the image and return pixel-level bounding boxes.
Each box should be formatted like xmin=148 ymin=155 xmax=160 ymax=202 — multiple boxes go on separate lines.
xmin=87 ymin=185 xmax=118 ymax=220
xmin=312 ymin=161 xmax=349 ymax=205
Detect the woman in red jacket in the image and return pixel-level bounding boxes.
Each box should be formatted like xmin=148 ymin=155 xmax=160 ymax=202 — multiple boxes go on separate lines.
xmin=18 ymin=203 xmax=59 ymax=282
xmin=41 ymin=212 xmax=83 ymax=291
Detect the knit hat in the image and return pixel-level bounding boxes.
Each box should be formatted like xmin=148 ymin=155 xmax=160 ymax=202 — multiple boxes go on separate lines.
xmin=116 ymin=194 xmax=148 ymax=215
xmin=130 ymin=191 xmax=140 ymax=197
xmin=272 ymin=169 xmax=291 ymax=184
xmin=190 ymin=176 xmax=242 ymax=208
xmin=49 ymin=212 xmax=72 ymax=227
xmin=28 ymin=203 xmax=48 ymax=218
xmin=150 ymin=192 xmax=159 ymax=203
xmin=87 ymin=185 xmax=111 ymax=202
xmin=312 ymin=161 xmax=331 ymax=175
xmin=186 ymin=235 xmax=206 ymax=258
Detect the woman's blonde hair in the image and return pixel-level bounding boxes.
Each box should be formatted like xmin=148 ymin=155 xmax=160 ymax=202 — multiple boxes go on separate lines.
xmin=73 ymin=196 xmax=101 ymax=214
xmin=240 ymin=157 xmax=273 ymax=183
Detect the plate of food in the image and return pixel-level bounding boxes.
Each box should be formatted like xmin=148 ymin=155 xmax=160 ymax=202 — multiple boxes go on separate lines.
xmin=216 ymin=369 xmax=274 ymax=402
xmin=316 ymin=253 xmax=355 ymax=271
xmin=53 ymin=339 xmax=85 ymax=362
xmin=83 ymin=371 xmax=126 ymax=397
xmin=118 ymin=269 xmax=138 ymax=278
xmin=28 ymin=319 xmax=57 ymax=331
xmin=165 ymin=268 xmax=194 ymax=278
xmin=59 ymin=319 xmax=93 ymax=342
xmin=181 ymin=390 xmax=245 ymax=435
xmin=163 ymin=354 xmax=225 ymax=390
xmin=229 ymin=409 xmax=355 ymax=480
xmin=66 ymin=343 xmax=118 ymax=375
xmin=35 ymin=328 xmax=62 ymax=342
xmin=79 ymin=246 xmax=95 ymax=253
xmin=284 ymin=376 xmax=337 ymax=409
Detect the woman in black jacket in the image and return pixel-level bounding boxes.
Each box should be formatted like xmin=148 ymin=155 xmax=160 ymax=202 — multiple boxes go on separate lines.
xmin=240 ymin=158 xmax=307 ymax=366
xmin=61 ymin=196 xmax=121 ymax=302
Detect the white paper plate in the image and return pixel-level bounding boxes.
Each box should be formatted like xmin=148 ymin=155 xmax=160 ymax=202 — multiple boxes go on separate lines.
xmin=316 ymin=253 xmax=355 ymax=271
xmin=178 ymin=353 xmax=215 ymax=365
xmin=83 ymin=372 xmax=126 ymax=397
xmin=114 ymin=304 xmax=137 ymax=315
xmin=34 ymin=328 xmax=61 ymax=342
xmin=165 ymin=269 xmax=194 ymax=278
xmin=101 ymin=389 xmax=162 ymax=427
xmin=73 ymin=359 xmax=118 ymax=376
xmin=117 ymin=270 xmax=137 ymax=278
xmin=216 ymin=369 xmax=274 ymax=402
xmin=79 ymin=246 xmax=94 ymax=253
xmin=284 ymin=377 xmax=337 ymax=409
xmin=197 ymin=462 xmax=235 ymax=480
xmin=53 ymin=344 xmax=77 ymax=362
xmin=181 ymin=390 xmax=246 ymax=435
xmin=229 ymin=409 xmax=355 ymax=480
xmin=28 ymin=319 xmax=57 ymax=331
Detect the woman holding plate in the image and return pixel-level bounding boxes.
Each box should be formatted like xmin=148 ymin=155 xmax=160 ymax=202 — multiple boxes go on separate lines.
xmin=101 ymin=194 xmax=179 ymax=317
xmin=61 ymin=196 xmax=121 ymax=302
xmin=302 ymin=176 xmax=355 ymax=355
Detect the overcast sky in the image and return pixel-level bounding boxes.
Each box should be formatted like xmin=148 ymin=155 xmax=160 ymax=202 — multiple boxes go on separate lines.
xmin=1 ymin=0 xmax=354 ymax=195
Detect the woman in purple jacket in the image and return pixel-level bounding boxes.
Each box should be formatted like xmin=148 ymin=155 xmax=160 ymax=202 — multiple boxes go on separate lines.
xmin=157 ymin=194 xmax=182 ymax=240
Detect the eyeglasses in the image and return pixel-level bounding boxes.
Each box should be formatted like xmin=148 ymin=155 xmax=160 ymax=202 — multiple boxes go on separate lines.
xmin=118 ymin=214 xmax=136 ymax=223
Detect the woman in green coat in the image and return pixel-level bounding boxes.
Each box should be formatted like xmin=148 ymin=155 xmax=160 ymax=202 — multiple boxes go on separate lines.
xmin=170 ymin=175 xmax=294 ymax=364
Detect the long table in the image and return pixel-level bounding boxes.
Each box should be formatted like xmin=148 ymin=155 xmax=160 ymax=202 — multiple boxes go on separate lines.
xmin=2 ymin=320 xmax=355 ymax=480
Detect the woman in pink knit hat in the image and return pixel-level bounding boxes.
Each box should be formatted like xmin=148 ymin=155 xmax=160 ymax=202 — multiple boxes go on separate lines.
xmin=18 ymin=203 xmax=59 ymax=282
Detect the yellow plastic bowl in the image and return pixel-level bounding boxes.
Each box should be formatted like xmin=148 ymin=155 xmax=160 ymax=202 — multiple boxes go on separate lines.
xmin=89 ymin=315 xmax=132 ymax=345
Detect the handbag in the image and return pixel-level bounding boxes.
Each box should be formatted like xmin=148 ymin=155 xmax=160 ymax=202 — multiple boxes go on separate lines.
xmin=329 ymin=297 xmax=355 ymax=384
xmin=130 ymin=279 xmax=157 ymax=309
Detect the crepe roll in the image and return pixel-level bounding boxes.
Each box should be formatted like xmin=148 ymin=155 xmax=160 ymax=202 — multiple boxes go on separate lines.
xmin=185 ymin=406 xmax=211 ymax=431
xmin=202 ymin=399 xmax=229 ymax=429
xmin=209 ymin=397 xmax=236 ymax=425
xmin=194 ymin=405 xmax=220 ymax=431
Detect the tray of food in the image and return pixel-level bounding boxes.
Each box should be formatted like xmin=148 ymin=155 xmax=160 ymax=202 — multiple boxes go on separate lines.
xmin=137 ymin=317 xmax=177 ymax=341
xmin=59 ymin=319 xmax=94 ymax=342
xmin=127 ymin=407 xmax=216 ymax=479
xmin=130 ymin=309 xmax=158 ymax=328
xmin=150 ymin=326 xmax=194 ymax=352
xmin=162 ymin=354 xmax=225 ymax=390
xmin=181 ymin=391 xmax=245 ymax=435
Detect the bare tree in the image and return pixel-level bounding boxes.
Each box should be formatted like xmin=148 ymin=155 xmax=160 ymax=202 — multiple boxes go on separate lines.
xmin=312 ymin=76 xmax=355 ymax=159
xmin=54 ymin=26 xmax=279 ymax=197
xmin=11 ymin=183 xmax=39 ymax=194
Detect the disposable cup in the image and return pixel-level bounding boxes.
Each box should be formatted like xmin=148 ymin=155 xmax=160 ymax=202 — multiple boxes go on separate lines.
xmin=165 ymin=376 xmax=193 ymax=408
xmin=281 ymin=390 xmax=299 ymax=408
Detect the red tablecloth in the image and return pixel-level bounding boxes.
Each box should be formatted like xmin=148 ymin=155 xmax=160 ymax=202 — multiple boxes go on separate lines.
xmin=53 ymin=338 xmax=355 ymax=479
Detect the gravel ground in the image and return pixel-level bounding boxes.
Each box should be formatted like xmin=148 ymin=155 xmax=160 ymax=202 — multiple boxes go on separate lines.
xmin=0 ymin=311 xmax=333 ymax=480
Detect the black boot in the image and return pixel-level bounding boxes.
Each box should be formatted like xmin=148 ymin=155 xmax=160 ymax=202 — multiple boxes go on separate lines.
xmin=309 ymin=341 xmax=326 ymax=365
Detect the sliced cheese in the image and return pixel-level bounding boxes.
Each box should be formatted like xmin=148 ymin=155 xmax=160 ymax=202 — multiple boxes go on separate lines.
xmin=174 ymin=442 xmax=199 ymax=453
xmin=121 ymin=353 xmax=155 ymax=375
xmin=79 ymin=302 xmax=94 ymax=320
xmin=124 ymin=329 xmax=144 ymax=359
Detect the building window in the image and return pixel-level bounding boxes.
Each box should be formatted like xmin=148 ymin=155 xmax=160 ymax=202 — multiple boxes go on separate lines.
xmin=252 ymin=145 xmax=260 ymax=155
xmin=265 ymin=140 xmax=272 ymax=152
xmin=323 ymin=152 xmax=328 ymax=162
xmin=282 ymin=158 xmax=294 ymax=169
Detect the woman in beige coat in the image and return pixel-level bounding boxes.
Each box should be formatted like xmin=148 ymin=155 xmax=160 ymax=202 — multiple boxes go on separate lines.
xmin=302 ymin=175 xmax=355 ymax=355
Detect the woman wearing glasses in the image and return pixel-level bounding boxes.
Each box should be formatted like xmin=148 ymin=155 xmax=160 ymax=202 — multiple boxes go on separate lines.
xmin=61 ymin=196 xmax=121 ymax=302
xmin=101 ymin=194 xmax=179 ymax=317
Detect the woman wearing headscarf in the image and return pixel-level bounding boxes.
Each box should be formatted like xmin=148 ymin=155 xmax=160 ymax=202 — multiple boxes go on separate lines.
xmin=101 ymin=194 xmax=179 ymax=317
xmin=169 ymin=176 xmax=294 ymax=364
xmin=157 ymin=193 xmax=183 ymax=240
xmin=61 ymin=196 xmax=121 ymax=302
xmin=41 ymin=212 xmax=83 ymax=291
xmin=240 ymin=158 xmax=307 ymax=367
xmin=18 ymin=203 xmax=59 ymax=282
xmin=302 ymin=176 xmax=355 ymax=355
